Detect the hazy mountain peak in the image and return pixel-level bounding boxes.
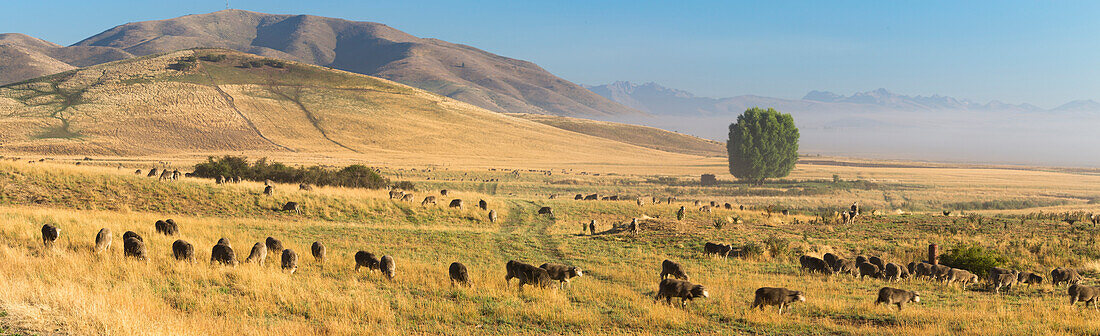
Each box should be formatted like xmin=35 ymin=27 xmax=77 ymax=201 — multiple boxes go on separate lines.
xmin=1053 ymin=99 xmax=1100 ymax=112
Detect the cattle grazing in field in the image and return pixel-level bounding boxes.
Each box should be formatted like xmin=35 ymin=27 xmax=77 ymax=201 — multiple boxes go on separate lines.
xmin=264 ymin=185 xmax=274 ymax=195
xmin=834 ymin=259 xmax=858 ymax=276
xmin=478 ymin=199 xmax=488 ymax=210
xmin=123 ymin=231 xmax=142 ymax=243
xmin=584 ymin=194 xmax=598 ymax=201
xmin=660 ymin=259 xmax=689 ymax=280
xmin=539 ymin=263 xmax=583 ymax=289
xmin=488 ymin=210 xmax=498 ymax=223
xmin=449 ymin=199 xmax=463 ymax=208
xmin=823 ymin=253 xmax=839 ymax=268
xmin=868 ymin=256 xmax=885 ymax=270
xmin=676 ymin=206 xmax=685 ymax=221
xmin=282 ymin=202 xmax=301 ymax=215
xmin=1052 ymin=267 xmax=1083 ymax=286
xmin=245 ymin=242 xmax=267 ymax=266
xmin=574 ymin=194 xmax=583 ymax=200
xmin=990 ymin=268 xmax=1019 ymax=293
xmin=41 ymin=224 xmax=59 ymax=248
xmin=912 ymin=262 xmax=936 ymax=279
xmin=440 ymin=190 xmax=449 ymax=196
xmin=654 ymin=278 xmax=708 ymax=308
xmin=751 ymin=287 xmax=805 ymax=314
xmin=134 ymin=169 xmax=143 ymax=175
xmin=629 ymin=218 xmax=638 ymax=235
xmin=401 ymin=193 xmax=415 ymax=202
xmin=311 ymin=241 xmax=326 ymax=268
xmin=505 ymin=260 xmax=551 ymax=289
xmin=1069 ymin=284 xmax=1100 ymax=307
xmin=537 ymin=206 xmax=554 ymax=218
xmin=123 ymin=236 xmax=147 ymax=260
xmin=800 ymin=255 xmax=834 ymax=274
xmin=148 ymin=168 xmax=159 ymax=177
xmin=299 ymin=184 xmax=313 ymax=191
xmin=94 ymin=228 xmax=111 ymax=253
xmin=422 ymin=196 xmax=437 ymax=206
xmin=159 ymin=170 xmax=173 ymax=181
xmin=932 ymin=264 xmax=952 ymax=282
xmin=883 ymin=263 xmax=909 ymax=281
xmin=211 ymin=242 xmax=238 ymax=266
xmin=354 ymin=251 xmax=380 ymax=272
xmin=389 ymin=190 xmax=404 ymax=199
xmin=876 ymin=287 xmax=920 ymax=310
xmin=449 ymin=262 xmax=469 ymax=286
xmin=172 ymin=239 xmax=194 ymax=261
xmin=281 ymin=249 xmax=299 ymax=274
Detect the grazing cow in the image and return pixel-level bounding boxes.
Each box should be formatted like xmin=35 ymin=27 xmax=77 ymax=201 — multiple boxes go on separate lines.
xmin=94 ymin=228 xmax=111 ymax=253
xmin=155 ymin=219 xmax=178 ymax=235
xmin=857 ymin=262 xmax=881 ymax=279
xmin=440 ymin=190 xmax=449 ymax=196
xmin=661 ymin=259 xmax=689 ymax=280
xmin=389 ymin=190 xmax=404 ymax=199
xmin=216 ymin=238 xmax=231 ymax=248
xmin=211 ymin=243 xmax=238 ymax=266
xmin=401 ymin=193 xmax=415 ymax=202
xmin=537 ymin=207 xmax=554 ymax=218
xmin=676 ymin=206 xmax=685 ymax=221
xmin=724 ymin=203 xmax=733 ymax=210
xmin=263 ymin=185 xmax=273 ymax=195
xmin=855 ymin=255 xmax=868 ymax=265
xmin=488 ymin=210 xmax=498 ymax=223
xmin=449 ymin=199 xmax=463 ymax=208
xmin=281 ymin=249 xmax=299 ymax=274
xmin=654 ymin=278 xmax=708 ymax=308
xmin=834 ymin=259 xmax=858 ymax=276
xmin=932 ymin=264 xmax=953 ymax=282
xmin=299 ymin=184 xmax=313 ymax=191
xmin=584 ymin=194 xmax=598 ymax=201
xmin=422 ymin=196 xmax=437 ymax=206
xmin=751 ymin=287 xmax=805 ymax=314
xmin=876 ymin=287 xmax=920 ymax=311
xmin=354 ymin=251 xmax=380 ymax=272
xmin=1052 ymin=267 xmax=1083 ymax=286
xmin=868 ymin=256 xmax=885 ymax=270
xmin=449 ymin=262 xmax=469 ymax=286
xmin=479 ymin=199 xmax=488 ymax=210
xmin=799 ymin=255 xmax=834 ymax=274
xmin=505 ymin=260 xmax=551 ymax=289
xmin=1070 ymin=284 xmax=1100 ymax=307
xmin=245 ymin=242 xmax=267 ymax=266
xmin=148 ymin=168 xmax=159 ymax=177
xmin=159 ymin=170 xmax=172 ymax=181
xmin=629 ymin=218 xmax=638 ymax=235
xmin=992 ymin=272 xmax=1019 ymax=293
xmin=172 ymin=240 xmax=194 ymax=261
xmin=574 ymin=194 xmax=583 ymax=200
xmin=282 ymin=202 xmax=301 ymax=215
xmin=134 ymin=169 xmax=143 ymax=175
xmin=540 ymin=263 xmax=584 ymax=289
xmin=123 ymin=237 xmax=147 ymax=260
xmin=311 ymin=241 xmax=326 ymax=268
xmin=216 ymin=176 xmax=225 ymax=184
xmin=41 ymin=224 xmax=59 ymax=248
xmin=912 ymin=262 xmax=936 ymax=279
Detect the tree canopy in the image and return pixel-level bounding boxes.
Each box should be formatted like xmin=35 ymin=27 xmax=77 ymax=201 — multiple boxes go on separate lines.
xmin=726 ymin=107 xmax=800 ymax=184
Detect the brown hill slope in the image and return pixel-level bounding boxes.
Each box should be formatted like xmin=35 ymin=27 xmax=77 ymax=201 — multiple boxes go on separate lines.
xmin=510 ymin=113 xmax=726 ymax=157
xmin=0 ymin=33 xmax=133 ymax=84
xmin=0 ymin=49 xmax=695 ymax=168
xmin=61 ymin=9 xmax=638 ymax=117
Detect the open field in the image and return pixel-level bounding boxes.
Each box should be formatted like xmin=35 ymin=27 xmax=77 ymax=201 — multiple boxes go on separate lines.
xmin=2 ymin=158 xmax=1100 ymax=335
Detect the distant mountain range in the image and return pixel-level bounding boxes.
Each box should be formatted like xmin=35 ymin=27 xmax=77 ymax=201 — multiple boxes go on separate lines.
xmin=0 ymin=10 xmax=639 ymax=117
xmin=585 ymin=81 xmax=1099 ymax=115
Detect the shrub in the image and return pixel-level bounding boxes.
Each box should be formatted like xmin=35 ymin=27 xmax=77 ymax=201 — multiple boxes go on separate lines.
xmin=939 ymin=244 xmax=1008 ymax=275
xmin=199 ymin=54 xmax=227 ymax=62
xmin=763 ymin=235 xmax=790 ymax=258
xmin=191 ymin=156 xmax=389 ymax=189
xmin=741 ymin=242 xmax=764 ymax=256
xmin=700 ymin=174 xmax=717 ymax=186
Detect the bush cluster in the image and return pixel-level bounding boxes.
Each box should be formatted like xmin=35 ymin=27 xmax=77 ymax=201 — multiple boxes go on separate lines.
xmin=939 ymin=243 xmax=1008 ymax=275
xmin=191 ymin=156 xmax=394 ymax=189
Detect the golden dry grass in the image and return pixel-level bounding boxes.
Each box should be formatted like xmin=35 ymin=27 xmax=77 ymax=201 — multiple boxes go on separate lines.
xmin=1 ymin=159 xmax=1100 ymax=335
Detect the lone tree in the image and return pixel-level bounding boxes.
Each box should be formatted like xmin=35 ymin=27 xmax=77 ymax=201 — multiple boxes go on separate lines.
xmin=727 ymin=107 xmax=799 ymax=184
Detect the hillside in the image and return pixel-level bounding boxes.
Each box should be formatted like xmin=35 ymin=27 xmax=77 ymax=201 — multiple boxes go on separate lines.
xmin=510 ymin=113 xmax=725 ymax=157
xmin=0 ymin=33 xmax=133 ymax=84
xmin=0 ymin=49 xmax=695 ymax=168
xmin=0 ymin=10 xmax=640 ymax=117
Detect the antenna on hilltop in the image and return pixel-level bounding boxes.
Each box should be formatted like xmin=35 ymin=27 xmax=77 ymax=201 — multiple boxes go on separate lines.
xmin=226 ymin=0 xmax=230 ymax=10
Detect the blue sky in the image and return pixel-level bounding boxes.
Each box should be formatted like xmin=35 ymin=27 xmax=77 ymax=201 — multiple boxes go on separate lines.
xmin=2 ymin=0 xmax=1097 ymax=107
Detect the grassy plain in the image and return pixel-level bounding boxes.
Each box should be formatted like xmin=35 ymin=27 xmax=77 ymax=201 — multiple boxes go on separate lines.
xmin=1 ymin=158 xmax=1100 ymax=335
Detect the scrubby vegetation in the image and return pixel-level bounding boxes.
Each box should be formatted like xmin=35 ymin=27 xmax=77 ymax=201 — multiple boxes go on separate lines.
xmin=191 ymin=156 xmax=391 ymax=189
